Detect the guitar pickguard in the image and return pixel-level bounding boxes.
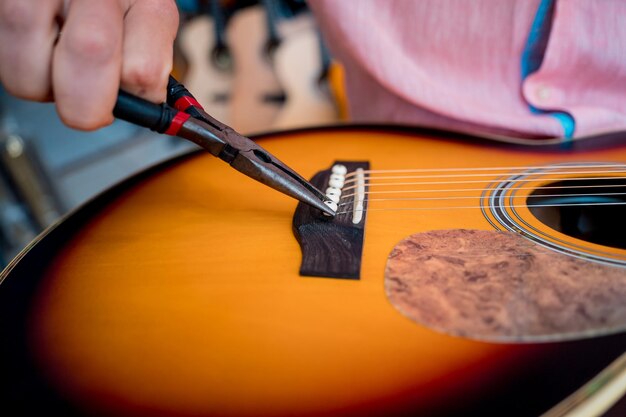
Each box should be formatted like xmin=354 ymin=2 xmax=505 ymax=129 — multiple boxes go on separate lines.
xmin=385 ymin=228 xmax=626 ymax=343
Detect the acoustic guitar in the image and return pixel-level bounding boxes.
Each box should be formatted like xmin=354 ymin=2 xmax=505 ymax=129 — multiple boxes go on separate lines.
xmin=1 ymin=126 xmax=625 ymax=417
xmin=177 ymin=0 xmax=234 ymax=125
xmin=265 ymin=0 xmax=338 ymax=130
xmin=271 ymin=14 xmax=339 ymax=130
xmin=226 ymin=4 xmax=285 ymax=133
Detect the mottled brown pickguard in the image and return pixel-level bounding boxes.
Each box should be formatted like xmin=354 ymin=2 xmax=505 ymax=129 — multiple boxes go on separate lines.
xmin=384 ymin=229 xmax=626 ymax=342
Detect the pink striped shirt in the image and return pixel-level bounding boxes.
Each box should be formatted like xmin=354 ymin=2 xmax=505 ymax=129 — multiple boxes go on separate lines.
xmin=308 ymin=0 xmax=626 ymax=140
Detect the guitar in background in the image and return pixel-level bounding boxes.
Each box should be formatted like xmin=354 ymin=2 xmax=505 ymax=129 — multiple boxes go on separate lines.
xmin=177 ymin=0 xmax=234 ymax=124
xmin=272 ymin=15 xmax=338 ymax=130
xmin=177 ymin=0 xmax=339 ymax=134
xmin=226 ymin=2 xmax=285 ymax=132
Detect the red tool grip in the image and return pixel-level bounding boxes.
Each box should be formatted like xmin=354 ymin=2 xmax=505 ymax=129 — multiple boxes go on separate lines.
xmin=164 ymin=112 xmax=191 ymax=136
xmin=174 ymin=96 xmax=204 ymax=112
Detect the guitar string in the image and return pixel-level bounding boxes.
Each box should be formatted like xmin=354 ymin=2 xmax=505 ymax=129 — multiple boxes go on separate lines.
xmin=333 ymin=167 xmax=626 ymax=214
xmin=342 ymin=164 xmax=626 ymax=178
xmin=336 ymin=192 xmax=626 ymax=207
xmin=340 ymin=175 xmax=626 ymax=192
xmin=340 ymin=184 xmax=626 ymax=199
xmin=337 ymin=185 xmax=626 ymax=211
xmin=342 ymin=168 xmax=626 ymax=185
xmin=333 ymin=201 xmax=626 ymax=215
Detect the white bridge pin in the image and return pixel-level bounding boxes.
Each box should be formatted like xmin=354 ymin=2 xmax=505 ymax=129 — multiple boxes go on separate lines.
xmin=328 ymin=174 xmax=345 ymax=188
xmin=326 ymin=194 xmax=340 ymax=204
xmin=326 ymin=187 xmax=342 ymax=197
xmin=331 ymin=164 xmax=348 ymax=176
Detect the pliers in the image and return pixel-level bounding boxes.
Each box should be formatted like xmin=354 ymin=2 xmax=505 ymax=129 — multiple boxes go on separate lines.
xmin=113 ymin=76 xmax=335 ymax=217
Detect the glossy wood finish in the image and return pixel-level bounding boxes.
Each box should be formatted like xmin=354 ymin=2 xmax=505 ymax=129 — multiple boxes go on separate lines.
xmin=1 ymin=127 xmax=625 ymax=417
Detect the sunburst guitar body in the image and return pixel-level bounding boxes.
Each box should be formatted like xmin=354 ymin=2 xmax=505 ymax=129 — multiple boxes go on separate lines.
xmin=1 ymin=126 xmax=625 ymax=417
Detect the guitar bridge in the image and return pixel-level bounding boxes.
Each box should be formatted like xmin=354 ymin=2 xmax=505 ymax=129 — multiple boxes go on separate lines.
xmin=292 ymin=161 xmax=370 ymax=279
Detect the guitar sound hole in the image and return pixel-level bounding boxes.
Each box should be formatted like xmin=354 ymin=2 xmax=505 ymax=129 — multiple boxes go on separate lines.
xmin=528 ymin=179 xmax=626 ymax=249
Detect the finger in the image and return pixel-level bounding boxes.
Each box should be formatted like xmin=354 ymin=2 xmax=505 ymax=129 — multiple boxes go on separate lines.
xmin=121 ymin=0 xmax=179 ymax=103
xmin=0 ymin=0 xmax=63 ymax=100
xmin=52 ymin=0 xmax=124 ymax=130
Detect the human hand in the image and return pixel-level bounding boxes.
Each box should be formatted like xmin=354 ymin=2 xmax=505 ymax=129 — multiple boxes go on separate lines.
xmin=0 ymin=0 xmax=179 ymax=130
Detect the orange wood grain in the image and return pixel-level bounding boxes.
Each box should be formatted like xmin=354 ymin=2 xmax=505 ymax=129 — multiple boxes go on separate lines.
xmin=23 ymin=128 xmax=626 ymax=416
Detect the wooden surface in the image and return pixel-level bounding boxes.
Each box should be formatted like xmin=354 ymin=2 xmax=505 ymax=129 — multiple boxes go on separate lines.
xmin=1 ymin=127 xmax=626 ymax=417
xmin=293 ymin=160 xmax=369 ymax=279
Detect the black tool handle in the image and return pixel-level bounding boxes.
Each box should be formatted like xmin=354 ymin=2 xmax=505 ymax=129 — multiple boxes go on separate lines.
xmin=166 ymin=75 xmax=195 ymax=108
xmin=113 ymin=90 xmax=178 ymax=134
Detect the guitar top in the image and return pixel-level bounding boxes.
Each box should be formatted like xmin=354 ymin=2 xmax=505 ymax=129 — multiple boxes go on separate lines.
xmin=1 ymin=126 xmax=625 ymax=416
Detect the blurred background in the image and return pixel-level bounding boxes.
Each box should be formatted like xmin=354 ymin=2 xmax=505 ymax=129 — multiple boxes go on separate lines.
xmin=0 ymin=0 xmax=345 ymax=266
